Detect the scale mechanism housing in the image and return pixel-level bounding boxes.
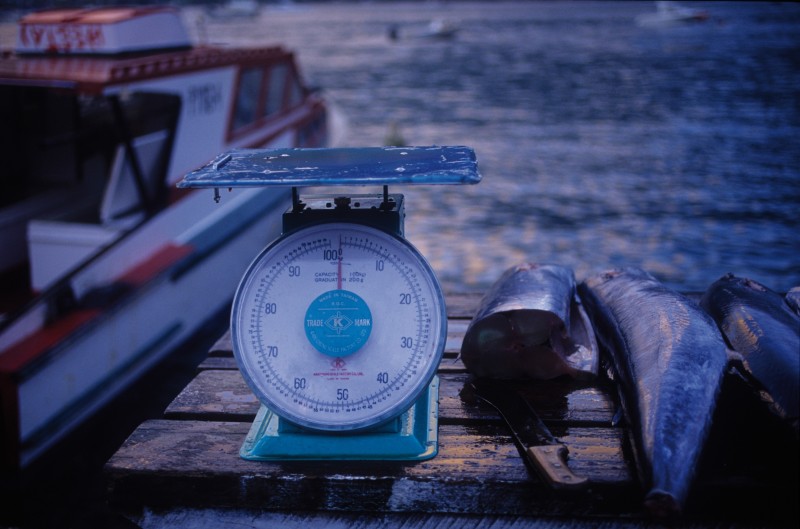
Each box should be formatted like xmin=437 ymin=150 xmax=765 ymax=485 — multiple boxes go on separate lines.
xmin=285 ymin=191 xmax=405 ymax=237
xmin=179 ymin=146 xmax=480 ymax=461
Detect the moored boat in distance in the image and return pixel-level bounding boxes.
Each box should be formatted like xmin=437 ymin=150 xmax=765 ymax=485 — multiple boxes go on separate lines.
xmin=635 ymin=1 xmax=709 ymax=28
xmin=387 ymin=19 xmax=460 ymax=42
xmin=0 ymin=4 xmax=328 ymax=470
xmin=210 ymin=0 xmax=263 ymax=20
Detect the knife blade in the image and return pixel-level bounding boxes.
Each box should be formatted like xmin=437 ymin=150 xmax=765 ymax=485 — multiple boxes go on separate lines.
xmin=470 ymin=379 xmax=588 ymax=490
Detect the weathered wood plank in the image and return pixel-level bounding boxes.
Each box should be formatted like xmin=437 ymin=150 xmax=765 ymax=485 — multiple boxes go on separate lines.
xmin=199 ymin=353 xmax=469 ymax=373
xmin=164 ymin=369 xmax=258 ymax=421
xmin=165 ymin=370 xmax=616 ymax=425
xmin=443 ymin=373 xmax=616 ymax=425
xmin=120 ymin=510 xmax=706 ymax=529
xmin=444 ymin=318 xmax=469 ymax=355
xmin=105 ymin=418 xmax=796 ymax=522
xmin=197 ymin=355 xmax=239 ymax=371
xmin=207 ymin=329 xmax=232 ymax=357
xmin=105 ymin=420 xmax=628 ymax=484
xmin=106 ymin=288 xmax=800 ymax=527
xmin=128 ymin=510 xmax=772 ymax=529
xmin=200 ymin=314 xmax=473 ymax=373
xmin=205 ymin=317 xmax=470 ymax=361
xmin=105 ymin=419 xmax=634 ymax=517
xmin=444 ymin=292 xmax=483 ymax=319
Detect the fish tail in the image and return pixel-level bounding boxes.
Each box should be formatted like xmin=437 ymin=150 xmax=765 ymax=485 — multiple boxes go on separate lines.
xmin=644 ymin=490 xmax=682 ymax=519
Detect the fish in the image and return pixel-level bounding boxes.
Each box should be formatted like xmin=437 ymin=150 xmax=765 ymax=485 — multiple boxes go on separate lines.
xmin=700 ymin=274 xmax=800 ymax=428
xmin=578 ymin=267 xmax=729 ymax=517
xmin=460 ymin=263 xmax=598 ymax=380
xmin=786 ymin=286 xmax=800 ymax=317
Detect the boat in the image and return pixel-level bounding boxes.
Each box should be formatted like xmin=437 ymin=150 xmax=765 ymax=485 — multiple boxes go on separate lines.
xmin=636 ymin=1 xmax=709 ymax=27
xmin=387 ymin=19 xmax=459 ymax=42
xmin=210 ymin=0 xmax=262 ymax=19
xmin=421 ymin=19 xmax=459 ymax=40
xmin=0 ymin=5 xmax=328 ymax=470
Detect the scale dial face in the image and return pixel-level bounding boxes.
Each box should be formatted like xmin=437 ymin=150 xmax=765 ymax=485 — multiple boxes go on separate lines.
xmin=231 ymin=222 xmax=447 ymax=432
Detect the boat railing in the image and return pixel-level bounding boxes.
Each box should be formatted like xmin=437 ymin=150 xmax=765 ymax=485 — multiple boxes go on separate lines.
xmin=107 ymin=46 xmax=288 ymax=85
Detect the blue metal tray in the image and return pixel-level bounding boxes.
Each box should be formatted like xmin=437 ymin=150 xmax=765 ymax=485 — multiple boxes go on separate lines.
xmin=178 ymin=146 xmax=481 ymax=188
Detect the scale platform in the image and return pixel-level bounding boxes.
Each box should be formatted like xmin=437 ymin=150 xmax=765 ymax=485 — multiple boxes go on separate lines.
xmin=179 ymin=146 xmax=480 ymax=462
xmin=179 ymin=146 xmax=481 ymax=189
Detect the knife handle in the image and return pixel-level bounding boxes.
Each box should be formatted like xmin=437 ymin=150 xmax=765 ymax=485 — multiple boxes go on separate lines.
xmin=526 ymin=444 xmax=588 ymax=490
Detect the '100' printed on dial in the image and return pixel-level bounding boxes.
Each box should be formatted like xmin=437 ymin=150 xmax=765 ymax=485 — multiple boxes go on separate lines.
xmin=234 ymin=224 xmax=444 ymax=430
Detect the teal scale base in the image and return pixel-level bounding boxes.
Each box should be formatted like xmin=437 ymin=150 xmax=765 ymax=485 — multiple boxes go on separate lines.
xmin=240 ymin=376 xmax=439 ymax=461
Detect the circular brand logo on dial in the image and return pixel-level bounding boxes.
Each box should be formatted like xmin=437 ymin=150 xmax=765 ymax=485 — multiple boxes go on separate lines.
xmin=304 ymin=289 xmax=372 ymax=357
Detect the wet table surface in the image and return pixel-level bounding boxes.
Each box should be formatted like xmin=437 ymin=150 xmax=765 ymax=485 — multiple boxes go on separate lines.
xmin=104 ymin=293 xmax=798 ymax=528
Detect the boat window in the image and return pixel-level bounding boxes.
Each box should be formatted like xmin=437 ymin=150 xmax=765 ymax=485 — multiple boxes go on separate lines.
xmin=232 ymin=67 xmax=265 ymax=130
xmin=0 ymin=87 xmax=89 ymax=207
xmin=287 ymin=71 xmax=304 ymax=109
xmin=264 ymin=63 xmax=287 ymax=117
xmin=0 ymin=86 xmax=179 ymax=277
xmin=0 ymin=88 xmax=74 ymax=196
xmin=296 ymin=112 xmax=327 ymax=148
xmin=0 ymin=87 xmax=179 ymax=218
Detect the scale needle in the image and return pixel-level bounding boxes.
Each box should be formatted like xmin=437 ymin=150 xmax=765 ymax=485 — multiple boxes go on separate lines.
xmin=337 ymin=235 xmax=343 ymax=290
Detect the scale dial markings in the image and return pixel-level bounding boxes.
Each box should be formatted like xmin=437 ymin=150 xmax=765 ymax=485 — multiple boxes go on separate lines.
xmin=232 ymin=222 xmax=446 ymax=431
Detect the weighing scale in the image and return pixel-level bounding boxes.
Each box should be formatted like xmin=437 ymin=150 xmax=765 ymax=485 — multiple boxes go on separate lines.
xmin=178 ymin=146 xmax=480 ymax=461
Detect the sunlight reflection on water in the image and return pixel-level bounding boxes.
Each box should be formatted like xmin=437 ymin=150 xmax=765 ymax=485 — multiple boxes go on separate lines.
xmin=262 ymin=1 xmax=799 ymax=293
xmin=5 ymin=2 xmax=794 ymax=292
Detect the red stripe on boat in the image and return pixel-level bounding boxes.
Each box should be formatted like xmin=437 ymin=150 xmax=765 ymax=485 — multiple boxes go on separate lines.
xmin=0 ymin=309 xmax=101 ymax=374
xmin=117 ymin=243 xmax=193 ymax=287
xmin=0 ymin=243 xmax=193 ymax=373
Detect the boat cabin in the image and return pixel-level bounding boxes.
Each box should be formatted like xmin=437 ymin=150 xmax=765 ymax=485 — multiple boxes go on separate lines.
xmin=0 ymin=5 xmax=327 ymax=470
xmin=0 ymin=5 xmax=326 ymax=298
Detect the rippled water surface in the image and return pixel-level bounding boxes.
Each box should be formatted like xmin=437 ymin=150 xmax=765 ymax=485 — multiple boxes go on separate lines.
xmin=8 ymin=1 xmax=799 ymax=293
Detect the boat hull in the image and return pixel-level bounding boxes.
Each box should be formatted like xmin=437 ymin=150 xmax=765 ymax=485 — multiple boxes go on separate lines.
xmin=0 ymin=187 xmax=288 ymax=469
xmin=0 ymin=4 xmax=329 ymax=470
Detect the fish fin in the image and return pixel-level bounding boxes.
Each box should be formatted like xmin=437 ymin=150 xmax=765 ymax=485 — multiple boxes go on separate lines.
xmin=611 ymin=406 xmax=625 ymax=427
xmin=724 ymin=355 xmax=793 ymax=423
xmin=569 ymin=297 xmax=600 ymax=376
xmin=724 ymin=352 xmax=755 ymax=388
xmin=725 ymin=347 xmax=745 ymax=365
xmin=566 ymin=344 xmax=598 ymax=381
xmin=603 ymin=362 xmax=616 ymax=382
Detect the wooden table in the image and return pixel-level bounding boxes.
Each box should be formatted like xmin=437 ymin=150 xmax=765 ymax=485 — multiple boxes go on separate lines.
xmin=105 ymin=293 xmax=798 ymax=528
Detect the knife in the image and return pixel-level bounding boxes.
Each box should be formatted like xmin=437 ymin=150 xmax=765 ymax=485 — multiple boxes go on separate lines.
xmin=470 ymin=379 xmax=588 ymax=490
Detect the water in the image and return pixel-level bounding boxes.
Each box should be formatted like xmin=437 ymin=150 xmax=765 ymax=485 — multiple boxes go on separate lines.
xmin=7 ymin=1 xmax=800 ymax=293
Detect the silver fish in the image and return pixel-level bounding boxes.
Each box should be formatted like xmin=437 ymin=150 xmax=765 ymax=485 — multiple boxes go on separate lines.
xmin=579 ymin=267 xmax=729 ymax=517
xmin=700 ymin=274 xmax=800 ymax=427
xmin=786 ymin=286 xmax=800 ymax=317
xmin=461 ymin=263 xmax=598 ymax=380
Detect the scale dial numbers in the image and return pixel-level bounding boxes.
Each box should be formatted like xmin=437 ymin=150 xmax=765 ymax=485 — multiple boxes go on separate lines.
xmin=231 ymin=222 xmax=446 ymax=431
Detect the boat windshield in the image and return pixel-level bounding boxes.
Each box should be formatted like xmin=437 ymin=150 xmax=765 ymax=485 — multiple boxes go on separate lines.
xmin=0 ymin=87 xmax=180 ymax=217
xmin=0 ymin=86 xmax=180 ymax=282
